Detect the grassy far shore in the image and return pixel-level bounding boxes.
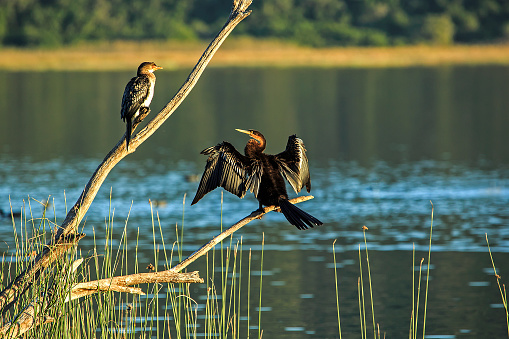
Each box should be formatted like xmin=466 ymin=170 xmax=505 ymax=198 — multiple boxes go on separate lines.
xmin=1 ymin=38 xmax=509 ymax=71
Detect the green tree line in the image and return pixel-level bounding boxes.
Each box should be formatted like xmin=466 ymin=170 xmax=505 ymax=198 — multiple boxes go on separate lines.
xmin=1 ymin=0 xmax=508 ymax=47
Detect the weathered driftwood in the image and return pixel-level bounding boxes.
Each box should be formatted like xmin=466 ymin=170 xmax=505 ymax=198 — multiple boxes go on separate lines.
xmin=0 ymin=0 xmax=253 ymax=316
xmin=0 ymin=270 xmax=202 ymax=339
xmin=66 ymin=270 xmax=203 ymax=301
xmin=170 ymin=195 xmax=315 ymax=273
xmin=0 ymin=233 xmax=85 ymax=319
xmin=0 ymin=301 xmax=54 ymax=338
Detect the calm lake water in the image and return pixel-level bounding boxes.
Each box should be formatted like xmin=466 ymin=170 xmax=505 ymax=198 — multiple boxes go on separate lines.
xmin=0 ymin=66 xmax=508 ymax=338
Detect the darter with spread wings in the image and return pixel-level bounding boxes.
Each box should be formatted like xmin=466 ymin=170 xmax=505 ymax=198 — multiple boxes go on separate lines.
xmin=192 ymin=129 xmax=323 ymax=230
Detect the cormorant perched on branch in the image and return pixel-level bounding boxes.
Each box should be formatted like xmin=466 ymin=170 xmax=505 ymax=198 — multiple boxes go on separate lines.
xmin=121 ymin=62 xmax=162 ymax=151
xmin=192 ymin=129 xmax=323 ymax=230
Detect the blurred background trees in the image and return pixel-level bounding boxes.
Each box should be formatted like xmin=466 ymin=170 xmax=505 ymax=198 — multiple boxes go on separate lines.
xmin=0 ymin=0 xmax=508 ymax=47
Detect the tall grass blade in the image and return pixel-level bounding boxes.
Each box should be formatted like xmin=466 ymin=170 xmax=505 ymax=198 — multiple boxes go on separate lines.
xmin=410 ymin=243 xmax=415 ymax=339
xmin=258 ymin=233 xmax=265 ymax=339
xmin=333 ymin=239 xmax=342 ymax=339
xmin=486 ymin=233 xmax=509 ymax=337
xmin=359 ymin=244 xmax=366 ymax=339
xmin=422 ymin=201 xmax=433 ymax=339
xmin=362 ymin=226 xmax=376 ymax=339
xmin=248 ymin=249 xmax=252 ymax=339
xmin=414 ymin=257 xmax=424 ymax=339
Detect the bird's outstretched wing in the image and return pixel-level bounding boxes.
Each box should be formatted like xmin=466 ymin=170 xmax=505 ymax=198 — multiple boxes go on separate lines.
xmin=192 ymin=142 xmax=255 ymax=205
xmin=121 ymin=76 xmax=150 ymax=121
xmin=245 ymin=159 xmax=263 ymax=197
xmin=275 ymin=135 xmax=311 ymax=194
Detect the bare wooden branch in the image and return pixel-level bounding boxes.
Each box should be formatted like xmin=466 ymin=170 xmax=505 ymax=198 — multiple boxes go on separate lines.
xmin=0 ymin=0 xmax=253 ymax=315
xmin=0 ymin=301 xmax=54 ymax=339
xmin=170 ymin=196 xmax=315 ymax=273
xmin=0 ymin=233 xmax=85 ymax=317
xmin=0 ymin=269 xmax=202 ymax=338
xmin=66 ymin=270 xmax=203 ymax=302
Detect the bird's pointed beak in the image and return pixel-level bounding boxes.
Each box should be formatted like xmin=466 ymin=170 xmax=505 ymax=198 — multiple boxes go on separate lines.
xmin=235 ymin=129 xmax=251 ymax=136
xmin=154 ymin=65 xmax=163 ymax=70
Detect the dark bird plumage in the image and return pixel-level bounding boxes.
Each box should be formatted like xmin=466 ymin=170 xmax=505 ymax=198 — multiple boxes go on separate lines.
xmin=121 ymin=62 xmax=162 ymax=151
xmin=192 ymin=129 xmax=323 ymax=230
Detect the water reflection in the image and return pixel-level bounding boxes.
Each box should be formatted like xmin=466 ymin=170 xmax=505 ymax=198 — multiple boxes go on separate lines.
xmin=1 ymin=67 xmax=508 ymax=165
xmin=0 ymin=66 xmax=508 ymax=337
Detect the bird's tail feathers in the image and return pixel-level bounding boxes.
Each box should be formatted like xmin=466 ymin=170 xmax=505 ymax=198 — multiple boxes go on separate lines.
xmin=126 ymin=119 xmax=132 ymax=151
xmin=278 ymin=198 xmax=323 ymax=230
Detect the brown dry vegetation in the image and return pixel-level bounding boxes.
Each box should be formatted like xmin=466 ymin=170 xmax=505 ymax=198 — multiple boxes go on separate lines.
xmin=2 ymin=39 xmax=509 ymax=71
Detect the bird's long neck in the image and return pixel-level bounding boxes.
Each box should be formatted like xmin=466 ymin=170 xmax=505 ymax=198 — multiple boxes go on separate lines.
xmin=245 ymin=138 xmax=266 ymax=157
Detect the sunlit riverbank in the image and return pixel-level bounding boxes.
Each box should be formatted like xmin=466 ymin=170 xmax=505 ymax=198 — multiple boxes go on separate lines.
xmin=2 ymin=39 xmax=509 ymax=71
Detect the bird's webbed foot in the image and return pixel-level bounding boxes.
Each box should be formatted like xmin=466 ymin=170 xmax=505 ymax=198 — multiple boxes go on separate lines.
xmin=134 ymin=107 xmax=151 ymax=125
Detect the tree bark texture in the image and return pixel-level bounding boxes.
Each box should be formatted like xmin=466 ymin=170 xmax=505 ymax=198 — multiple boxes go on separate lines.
xmin=66 ymin=270 xmax=203 ymax=301
xmin=0 ymin=302 xmax=54 ymax=338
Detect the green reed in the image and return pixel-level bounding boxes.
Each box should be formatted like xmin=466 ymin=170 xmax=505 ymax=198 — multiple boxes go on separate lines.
xmin=486 ymin=233 xmax=509 ymax=337
xmin=332 ymin=239 xmax=342 ymax=339
xmin=0 ymin=194 xmax=263 ymax=338
xmin=333 ymin=204 xmax=435 ymax=339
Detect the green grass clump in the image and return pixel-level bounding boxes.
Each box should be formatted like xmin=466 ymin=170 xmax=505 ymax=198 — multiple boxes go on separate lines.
xmin=0 ymin=195 xmax=264 ymax=338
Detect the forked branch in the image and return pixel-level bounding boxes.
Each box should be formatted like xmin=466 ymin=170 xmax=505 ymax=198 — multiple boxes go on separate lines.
xmin=0 ymin=0 xmax=253 ymax=315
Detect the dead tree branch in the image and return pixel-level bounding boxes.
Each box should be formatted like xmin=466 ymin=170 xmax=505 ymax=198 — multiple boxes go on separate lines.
xmin=170 ymin=196 xmax=315 ymax=273
xmin=0 ymin=0 xmax=253 ymax=315
xmin=66 ymin=270 xmax=203 ymax=301
xmin=0 ymin=270 xmax=203 ymax=338
xmin=0 ymin=233 xmax=85 ymax=318
xmin=0 ymin=301 xmax=54 ymax=339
